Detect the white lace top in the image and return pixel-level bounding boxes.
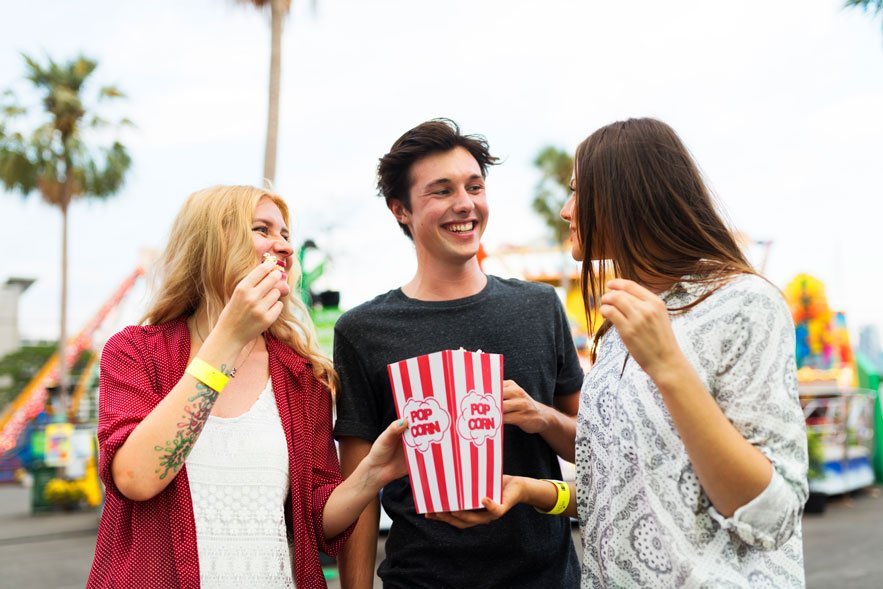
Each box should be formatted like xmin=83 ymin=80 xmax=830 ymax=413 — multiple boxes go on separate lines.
xmin=186 ymin=380 xmax=295 ymax=588
xmin=576 ymin=275 xmax=808 ymax=587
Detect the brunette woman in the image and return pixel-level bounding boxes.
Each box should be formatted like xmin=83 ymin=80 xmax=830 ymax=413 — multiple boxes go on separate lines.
xmin=447 ymin=119 xmax=808 ymax=587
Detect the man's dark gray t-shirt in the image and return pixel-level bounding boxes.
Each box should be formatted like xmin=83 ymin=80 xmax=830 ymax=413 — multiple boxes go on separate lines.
xmin=333 ymin=275 xmax=584 ymax=588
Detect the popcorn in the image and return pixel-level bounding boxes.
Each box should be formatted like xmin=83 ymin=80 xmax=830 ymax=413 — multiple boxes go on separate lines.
xmin=388 ymin=349 xmax=504 ymax=514
xmin=262 ymin=252 xmax=279 ymax=267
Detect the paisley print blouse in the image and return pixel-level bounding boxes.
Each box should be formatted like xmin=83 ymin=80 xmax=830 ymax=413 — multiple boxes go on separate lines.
xmin=575 ymin=274 xmax=807 ymax=588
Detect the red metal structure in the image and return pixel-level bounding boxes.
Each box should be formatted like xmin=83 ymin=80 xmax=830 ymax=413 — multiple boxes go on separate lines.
xmin=0 ymin=266 xmax=144 ymax=454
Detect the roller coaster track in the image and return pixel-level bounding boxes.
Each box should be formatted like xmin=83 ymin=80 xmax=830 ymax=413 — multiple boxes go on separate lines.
xmin=0 ymin=266 xmax=144 ymax=454
xmin=68 ymin=352 xmax=100 ymax=422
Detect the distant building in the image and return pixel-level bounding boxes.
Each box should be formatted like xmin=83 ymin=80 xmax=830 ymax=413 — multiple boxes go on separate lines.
xmin=858 ymin=324 xmax=883 ymax=372
xmin=0 ymin=277 xmax=35 ymax=358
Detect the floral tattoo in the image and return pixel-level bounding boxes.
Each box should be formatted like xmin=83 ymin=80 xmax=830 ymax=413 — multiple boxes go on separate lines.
xmin=154 ymin=368 xmax=225 ymax=480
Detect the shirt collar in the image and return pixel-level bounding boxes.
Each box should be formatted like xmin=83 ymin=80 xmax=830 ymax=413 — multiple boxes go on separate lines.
xmin=659 ymin=276 xmax=715 ymax=308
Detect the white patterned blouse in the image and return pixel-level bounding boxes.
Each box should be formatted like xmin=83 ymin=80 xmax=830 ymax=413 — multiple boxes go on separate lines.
xmin=575 ymin=274 xmax=808 ymax=588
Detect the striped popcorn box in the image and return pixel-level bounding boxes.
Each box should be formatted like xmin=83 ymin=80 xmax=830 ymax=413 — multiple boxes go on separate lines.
xmin=388 ymin=349 xmax=504 ymax=514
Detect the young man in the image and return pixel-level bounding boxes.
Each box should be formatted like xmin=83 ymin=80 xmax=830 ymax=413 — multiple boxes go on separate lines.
xmin=334 ymin=119 xmax=583 ymax=588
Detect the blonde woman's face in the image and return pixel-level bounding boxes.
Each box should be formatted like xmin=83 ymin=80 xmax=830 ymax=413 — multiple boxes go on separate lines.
xmin=252 ymin=196 xmax=294 ymax=298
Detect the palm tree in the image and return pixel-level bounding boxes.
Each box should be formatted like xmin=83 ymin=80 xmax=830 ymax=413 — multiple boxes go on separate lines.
xmin=532 ymin=146 xmax=573 ymax=246
xmin=531 ymin=145 xmax=577 ymax=301
xmin=0 ymin=54 xmax=132 ymax=406
xmin=237 ymin=0 xmax=294 ymax=186
xmin=845 ymin=0 xmax=883 ymax=31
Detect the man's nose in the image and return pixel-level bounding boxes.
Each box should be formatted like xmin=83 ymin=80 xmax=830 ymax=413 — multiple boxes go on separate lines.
xmin=452 ymin=187 xmax=475 ymax=212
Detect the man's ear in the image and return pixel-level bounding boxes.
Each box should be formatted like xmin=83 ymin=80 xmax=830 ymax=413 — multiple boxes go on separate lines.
xmin=388 ymin=199 xmax=409 ymax=224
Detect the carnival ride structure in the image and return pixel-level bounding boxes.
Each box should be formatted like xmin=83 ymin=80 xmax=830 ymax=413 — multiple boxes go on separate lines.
xmin=0 ymin=266 xmax=144 ymax=468
xmin=785 ymin=273 xmax=878 ymax=499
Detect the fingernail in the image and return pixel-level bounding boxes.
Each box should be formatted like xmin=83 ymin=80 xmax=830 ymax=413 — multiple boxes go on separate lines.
xmin=397 ymin=420 xmax=404 ymax=427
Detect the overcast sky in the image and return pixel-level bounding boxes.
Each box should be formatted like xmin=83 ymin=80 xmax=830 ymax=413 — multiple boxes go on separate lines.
xmin=2 ymin=0 xmax=882 ymax=345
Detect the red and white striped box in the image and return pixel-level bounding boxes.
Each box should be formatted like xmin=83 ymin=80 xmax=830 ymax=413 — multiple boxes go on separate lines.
xmin=388 ymin=349 xmax=504 ymax=514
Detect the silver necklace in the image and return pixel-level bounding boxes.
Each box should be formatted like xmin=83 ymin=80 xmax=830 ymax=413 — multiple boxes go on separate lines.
xmin=193 ymin=320 xmax=258 ymax=378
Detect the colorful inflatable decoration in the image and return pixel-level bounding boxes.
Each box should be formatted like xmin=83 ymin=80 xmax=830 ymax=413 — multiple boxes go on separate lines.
xmin=784 ymin=273 xmax=855 ymax=386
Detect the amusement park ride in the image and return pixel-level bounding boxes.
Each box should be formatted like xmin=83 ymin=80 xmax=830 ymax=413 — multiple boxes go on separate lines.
xmin=0 ymin=266 xmax=144 ymax=457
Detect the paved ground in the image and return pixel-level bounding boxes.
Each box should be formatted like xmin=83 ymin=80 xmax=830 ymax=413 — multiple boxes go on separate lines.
xmin=1 ymin=483 xmax=880 ymax=588
xmin=802 ymin=487 xmax=883 ymax=588
xmin=0 ymin=484 xmax=100 ymax=589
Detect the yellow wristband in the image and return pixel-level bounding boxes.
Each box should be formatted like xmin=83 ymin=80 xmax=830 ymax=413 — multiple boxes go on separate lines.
xmin=534 ymin=479 xmax=570 ymax=515
xmin=185 ymin=357 xmax=229 ymax=392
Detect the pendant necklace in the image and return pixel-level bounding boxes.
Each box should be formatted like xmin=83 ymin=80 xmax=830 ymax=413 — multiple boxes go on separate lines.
xmin=193 ymin=320 xmax=258 ymax=378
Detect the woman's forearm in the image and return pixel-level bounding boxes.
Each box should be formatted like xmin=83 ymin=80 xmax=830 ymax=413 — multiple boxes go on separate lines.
xmin=321 ymin=458 xmax=385 ymax=539
xmin=322 ymin=420 xmax=409 ymax=539
xmin=517 ymin=477 xmax=578 ymax=519
xmin=652 ymin=356 xmax=773 ymax=517
xmin=536 ymin=402 xmax=578 ymax=463
xmin=110 ymin=331 xmax=245 ymax=501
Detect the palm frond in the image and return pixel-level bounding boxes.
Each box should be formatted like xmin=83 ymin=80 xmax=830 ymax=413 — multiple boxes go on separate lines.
xmin=86 ymin=115 xmax=108 ymax=129
xmin=77 ymin=141 xmax=132 ymax=198
xmin=2 ymin=105 xmax=26 ymax=118
xmin=1 ymin=53 xmax=133 ymax=204
xmin=99 ymin=85 xmax=126 ymax=100
xmin=844 ymin=0 xmax=883 ymax=14
xmin=235 ymin=0 xmax=292 ymax=12
xmin=0 ymin=142 xmax=40 ymax=196
xmin=531 ymin=146 xmax=573 ymax=245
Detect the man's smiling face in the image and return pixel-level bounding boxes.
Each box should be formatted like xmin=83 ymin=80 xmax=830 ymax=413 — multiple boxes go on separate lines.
xmin=391 ymin=146 xmax=488 ymax=266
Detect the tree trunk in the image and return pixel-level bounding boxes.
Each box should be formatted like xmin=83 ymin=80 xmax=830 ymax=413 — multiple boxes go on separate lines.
xmin=263 ymin=0 xmax=285 ymax=186
xmin=58 ymin=202 xmax=69 ymax=411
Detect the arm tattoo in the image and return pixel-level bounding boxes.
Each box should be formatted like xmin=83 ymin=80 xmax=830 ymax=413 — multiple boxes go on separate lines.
xmin=154 ymin=368 xmax=225 ymax=480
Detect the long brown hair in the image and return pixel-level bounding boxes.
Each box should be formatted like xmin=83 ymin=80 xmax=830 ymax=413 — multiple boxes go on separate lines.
xmin=142 ymin=185 xmax=336 ymax=387
xmin=573 ymin=118 xmax=754 ymax=359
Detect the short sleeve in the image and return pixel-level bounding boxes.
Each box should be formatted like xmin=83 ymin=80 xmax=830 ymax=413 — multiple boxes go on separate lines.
xmin=96 ymin=328 xmax=161 ymax=498
xmin=332 ymin=324 xmax=384 ymax=442
xmin=551 ymin=292 xmax=585 ymax=397
xmin=701 ymin=280 xmax=809 ymax=549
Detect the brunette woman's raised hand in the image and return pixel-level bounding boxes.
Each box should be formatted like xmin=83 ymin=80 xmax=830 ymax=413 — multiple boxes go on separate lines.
xmin=599 ymin=279 xmax=688 ymax=383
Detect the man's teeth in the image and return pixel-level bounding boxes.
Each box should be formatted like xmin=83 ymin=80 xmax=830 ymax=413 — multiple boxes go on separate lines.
xmin=448 ymin=222 xmax=473 ymax=233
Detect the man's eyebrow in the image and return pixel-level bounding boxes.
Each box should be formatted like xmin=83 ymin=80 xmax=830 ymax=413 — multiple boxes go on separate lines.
xmin=422 ymin=178 xmax=453 ymax=189
xmin=427 ymin=174 xmax=483 ymax=185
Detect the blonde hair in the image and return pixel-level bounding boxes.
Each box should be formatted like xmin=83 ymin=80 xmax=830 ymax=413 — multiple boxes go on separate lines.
xmin=142 ymin=185 xmax=337 ymax=388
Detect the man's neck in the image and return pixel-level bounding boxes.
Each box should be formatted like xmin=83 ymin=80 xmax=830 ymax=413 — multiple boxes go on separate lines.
xmin=402 ymin=257 xmax=487 ymax=301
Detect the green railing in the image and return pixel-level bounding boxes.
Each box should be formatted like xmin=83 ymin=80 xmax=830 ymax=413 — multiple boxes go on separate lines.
xmin=855 ymin=352 xmax=882 ymax=483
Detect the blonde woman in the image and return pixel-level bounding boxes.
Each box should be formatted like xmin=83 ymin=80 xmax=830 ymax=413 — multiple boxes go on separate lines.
xmin=88 ymin=186 xmax=406 ymax=589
